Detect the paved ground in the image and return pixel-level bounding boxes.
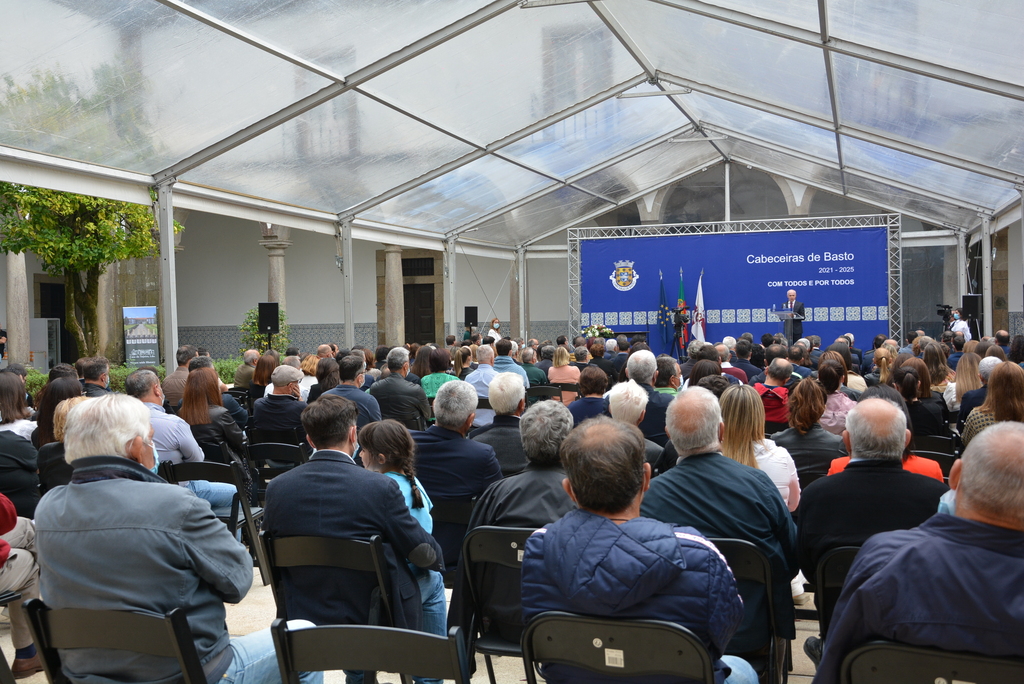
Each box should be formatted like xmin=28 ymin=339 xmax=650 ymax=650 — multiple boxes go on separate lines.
xmin=0 ymin=570 xmax=820 ymax=683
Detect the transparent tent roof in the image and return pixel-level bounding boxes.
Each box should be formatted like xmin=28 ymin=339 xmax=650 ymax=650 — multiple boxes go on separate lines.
xmin=2 ymin=0 xmax=1022 ymax=249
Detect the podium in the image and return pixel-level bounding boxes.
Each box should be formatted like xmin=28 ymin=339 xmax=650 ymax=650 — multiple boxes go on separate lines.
xmin=771 ymin=309 xmax=804 ymax=344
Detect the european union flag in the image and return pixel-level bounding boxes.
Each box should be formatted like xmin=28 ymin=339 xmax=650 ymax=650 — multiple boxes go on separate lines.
xmin=658 ymin=270 xmax=672 ymax=349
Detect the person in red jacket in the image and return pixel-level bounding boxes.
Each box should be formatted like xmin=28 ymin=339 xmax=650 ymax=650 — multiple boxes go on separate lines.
xmin=0 ymin=492 xmax=41 ymax=677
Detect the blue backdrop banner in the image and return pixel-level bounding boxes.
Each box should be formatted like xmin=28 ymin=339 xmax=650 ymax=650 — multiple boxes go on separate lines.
xmin=580 ymin=227 xmax=889 ymax=356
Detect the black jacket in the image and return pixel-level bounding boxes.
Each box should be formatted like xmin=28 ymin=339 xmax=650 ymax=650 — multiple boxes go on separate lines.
xmin=588 ymin=357 xmax=616 ymax=387
xmin=188 ymin=405 xmax=245 ymax=461
xmin=37 ymin=441 xmax=72 ymax=494
xmin=772 ymin=424 xmax=847 ymax=490
xmin=796 ymin=458 xmax=947 ymax=579
xmin=469 ymin=415 xmax=527 ymax=477
xmin=0 ymin=432 xmax=39 ymax=517
xmin=253 ymin=394 xmax=308 ymax=441
xmin=368 ymin=374 xmax=431 ymax=428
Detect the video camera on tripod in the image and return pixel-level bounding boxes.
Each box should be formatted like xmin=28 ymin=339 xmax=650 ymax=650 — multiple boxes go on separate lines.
xmin=673 ymin=307 xmax=690 ymax=329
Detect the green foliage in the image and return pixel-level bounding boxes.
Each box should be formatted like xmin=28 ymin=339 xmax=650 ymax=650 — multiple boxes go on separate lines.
xmin=214 ymin=357 xmax=242 ymax=385
xmin=25 ymin=363 xmax=166 ymax=399
xmin=239 ymin=307 xmax=291 ymax=356
xmin=0 ymin=182 xmax=182 ymax=358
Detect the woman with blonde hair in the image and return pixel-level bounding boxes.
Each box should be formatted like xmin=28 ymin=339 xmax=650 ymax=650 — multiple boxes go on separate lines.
xmin=719 ymin=384 xmax=800 ymax=511
xmin=923 ymin=342 xmax=954 ymax=394
xmin=547 ymin=346 xmax=581 ymax=406
xmin=452 ymin=346 xmax=473 ymax=380
xmin=944 ymin=352 xmax=981 ymax=412
xmin=299 ymin=353 xmax=319 ymax=399
xmin=864 ymin=346 xmax=894 ymax=387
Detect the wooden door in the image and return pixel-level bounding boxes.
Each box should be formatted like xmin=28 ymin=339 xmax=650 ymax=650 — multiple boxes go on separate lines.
xmin=403 ymin=284 xmax=435 ymax=344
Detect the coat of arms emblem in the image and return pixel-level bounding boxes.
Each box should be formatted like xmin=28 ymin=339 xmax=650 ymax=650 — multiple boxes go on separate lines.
xmin=610 ymin=260 xmax=638 ymax=291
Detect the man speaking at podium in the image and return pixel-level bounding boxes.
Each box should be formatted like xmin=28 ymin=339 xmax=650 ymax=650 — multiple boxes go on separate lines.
xmin=783 ymin=289 xmax=805 ymax=341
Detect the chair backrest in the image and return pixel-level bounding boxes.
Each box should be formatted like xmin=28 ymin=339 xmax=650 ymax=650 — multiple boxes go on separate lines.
xmin=247 ymin=428 xmax=303 ymax=446
xmin=913 ymin=451 xmax=956 ymax=478
xmin=526 ymin=386 xmax=561 ymax=401
xmin=429 ymin=498 xmax=476 ymax=526
xmin=198 ymin=442 xmax=228 ymax=464
xmin=815 ymin=546 xmax=860 ymax=639
xmin=271 ymin=620 xmax=470 ymax=684
xmin=913 ymin=434 xmax=957 ymax=456
xmin=261 ymin=532 xmax=395 ymax=626
xmin=476 ymin=396 xmax=492 ymax=411
xmin=246 ymin=442 xmax=306 ymax=466
xmin=552 ymin=383 xmax=580 ymax=400
xmin=840 ymin=640 xmax=1024 ymax=684
xmin=460 ymin=526 xmax=535 ymax=641
xmin=226 ymin=388 xmax=251 ymax=412
xmin=24 ymin=599 xmax=206 ymax=684
xmin=521 ymin=611 xmax=716 ymax=684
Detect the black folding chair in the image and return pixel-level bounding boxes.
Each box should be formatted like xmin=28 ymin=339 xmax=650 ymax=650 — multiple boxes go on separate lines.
xmin=552 ymin=383 xmax=581 ymax=401
xmin=246 ymin=442 xmax=307 ymax=503
xmin=914 ymin=434 xmax=957 ymax=456
xmin=914 ymin=450 xmax=956 ymax=479
xmin=261 ymin=532 xmax=395 ymax=626
xmin=0 ymin=591 xmax=20 ymax=684
xmin=247 ymin=428 xmax=304 ymax=446
xmin=226 ymin=387 xmax=251 ymax=413
xmin=840 ymin=640 xmax=1024 ymax=684
xmin=709 ymin=538 xmax=782 ymax=684
xmin=815 ymin=546 xmax=860 ymax=640
xmin=271 ymin=620 xmax=470 ymax=684
xmin=24 ymin=599 xmax=206 ymax=684
xmin=159 ymin=460 xmax=269 ymax=585
xmin=476 ymin=396 xmax=492 ymax=411
xmin=521 ymin=611 xmax=716 ymax=684
xmin=197 ymin=442 xmax=229 ymax=464
xmin=430 ymin=498 xmax=476 ymax=586
xmin=460 ymin=526 xmax=536 ymax=684
xmin=526 ymin=386 xmax=562 ymax=401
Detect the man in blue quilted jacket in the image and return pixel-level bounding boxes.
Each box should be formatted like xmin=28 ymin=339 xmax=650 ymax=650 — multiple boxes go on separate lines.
xmin=520 ymin=416 xmax=757 ymax=684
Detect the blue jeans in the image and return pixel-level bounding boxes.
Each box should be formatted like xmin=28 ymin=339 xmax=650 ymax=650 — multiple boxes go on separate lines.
xmin=345 ymin=570 xmax=448 ymax=684
xmin=223 ymin=622 xmax=322 ymax=684
xmin=186 ymin=479 xmax=237 ymax=517
xmin=722 ymin=655 xmax=759 ymax=684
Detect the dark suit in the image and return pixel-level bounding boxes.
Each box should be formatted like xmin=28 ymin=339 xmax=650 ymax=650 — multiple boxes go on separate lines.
xmin=469 ymin=415 xmax=527 ymax=476
xmin=262 ymin=450 xmax=443 ymax=630
xmin=781 ymin=300 xmax=804 ymax=340
xmin=733 ymin=358 xmax=761 ymax=383
xmin=796 ymin=459 xmax=947 ymax=579
xmin=323 ymin=383 xmax=382 ymax=429
xmin=603 ymin=382 xmax=673 ymax=446
xmin=368 ymin=373 xmax=431 ymax=428
xmin=411 ymin=426 xmax=503 ymax=567
xmin=253 ymin=393 xmax=307 ymax=441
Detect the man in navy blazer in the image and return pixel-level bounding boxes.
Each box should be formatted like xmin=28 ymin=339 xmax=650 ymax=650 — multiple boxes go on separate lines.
xmin=412 ymin=381 xmax=502 ymax=567
xmin=323 ymin=353 xmax=381 ymax=429
xmin=262 ymin=395 xmax=442 ymax=631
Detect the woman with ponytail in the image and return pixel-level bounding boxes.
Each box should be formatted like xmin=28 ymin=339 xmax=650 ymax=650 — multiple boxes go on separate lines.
xmin=891 ymin=360 xmax=946 ymax=437
xmin=358 ymin=420 xmax=446 ymax=666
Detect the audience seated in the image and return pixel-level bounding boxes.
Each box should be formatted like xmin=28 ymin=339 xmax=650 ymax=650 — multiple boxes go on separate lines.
xmin=453 ymin=401 xmax=576 ymax=645
xmin=253 ymin=365 xmax=308 ymax=442
xmin=521 ymin=415 xmax=756 ymax=684
xmin=814 ymin=421 xmax=1024 ymax=684
xmin=720 ymin=384 xmax=800 ymax=512
xmin=641 ymin=387 xmax=798 ymax=653
xmin=957 ymin=355 xmax=998 ymax=432
xmin=754 ymin=357 xmax=793 ymax=432
xmin=944 ymin=351 xmax=981 ymax=412
xmin=547 ymin=347 xmax=580 ymax=405
xmin=568 ymin=365 xmax=608 ymax=426
xmin=305 ymin=357 xmax=339 ymax=403
xmin=368 ymin=347 xmax=431 ymax=428
xmin=178 ymin=367 xmax=246 ymax=462
xmin=35 ymin=394 xmax=319 ymax=684
xmin=607 ymin=379 xmax=663 ymax=465
xmin=37 ymin=396 xmax=88 ymax=494
xmin=0 ymin=491 xmax=41 ymax=678
xmin=493 ymin=339 xmax=530 ymax=387
xmin=718 ymin=343 xmax=748 ymax=383
xmin=162 ymin=345 xmax=196 ymax=406
xmin=732 ymin=339 xmax=761 ymax=382
xmin=818 ymin=359 xmax=857 ymax=435
xmin=798 ymin=396 xmax=948 ymax=664
xmin=80 ymin=356 xmax=113 ymax=399
xmin=465 ymin=345 xmax=499 ymax=427
xmin=610 ymin=335 xmax=630 ymax=375
xmin=411 ymin=381 xmax=501 ymax=568
xmin=126 ymin=369 xmax=237 ymax=515
xmin=469 ymin=372 xmax=528 ymax=476
xmin=188 ymin=356 xmax=248 ymax=429
xmin=536 ymin=345 xmax=556 ymax=374
xmin=893 ymin=362 xmax=946 ymax=437
xmin=961 ymin=360 xmax=1024 ymax=447
xmin=772 ymin=377 xmax=846 ymax=489
xmin=322 ymin=354 xmax=381 ymax=429
xmin=611 ymin=350 xmax=674 ymax=446
xmin=519 ymin=347 xmax=548 ymax=388
xmin=234 ymin=349 xmax=259 ymax=389
xmin=587 ymin=340 xmax=616 ymax=387
xmin=653 ymin=355 xmax=681 ymax=395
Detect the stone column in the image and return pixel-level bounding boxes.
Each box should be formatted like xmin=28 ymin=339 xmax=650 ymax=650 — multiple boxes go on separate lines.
xmin=260 ymin=224 xmax=292 ymax=314
xmin=5 ymin=251 xmax=29 ymax=365
xmin=384 ymin=244 xmax=405 ymax=346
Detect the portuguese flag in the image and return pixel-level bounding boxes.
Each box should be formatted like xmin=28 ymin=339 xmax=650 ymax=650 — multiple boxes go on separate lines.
xmin=677 ymin=268 xmax=688 ymax=347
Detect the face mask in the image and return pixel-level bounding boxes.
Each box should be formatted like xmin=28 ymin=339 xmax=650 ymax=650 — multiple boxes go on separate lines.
xmin=149 ymin=444 xmax=160 ymax=475
xmin=493 ymin=323 xmax=500 ymax=329
xmin=953 ymin=313 xmax=960 ymax=320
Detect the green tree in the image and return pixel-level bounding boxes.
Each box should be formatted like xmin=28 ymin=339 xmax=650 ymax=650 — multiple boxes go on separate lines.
xmin=0 ymin=183 xmax=181 ymax=357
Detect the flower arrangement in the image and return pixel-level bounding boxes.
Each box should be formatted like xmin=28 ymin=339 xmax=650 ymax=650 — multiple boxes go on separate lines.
xmin=582 ymin=323 xmax=615 ymax=339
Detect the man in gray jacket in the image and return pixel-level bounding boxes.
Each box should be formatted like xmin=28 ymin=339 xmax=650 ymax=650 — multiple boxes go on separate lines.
xmin=34 ymin=394 xmax=321 ymax=684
